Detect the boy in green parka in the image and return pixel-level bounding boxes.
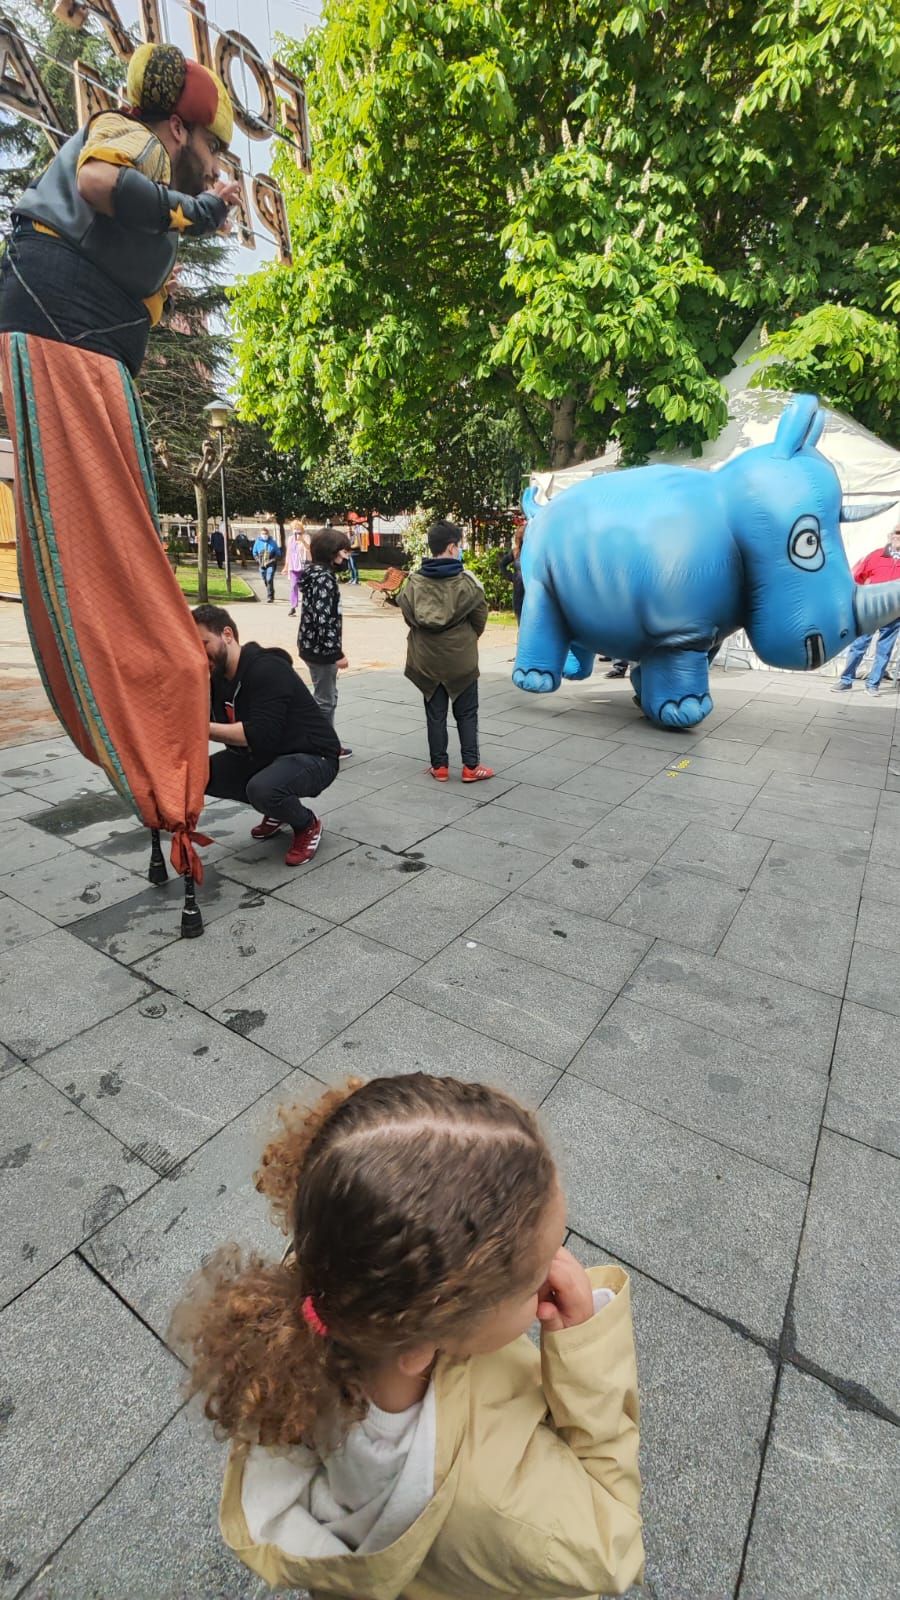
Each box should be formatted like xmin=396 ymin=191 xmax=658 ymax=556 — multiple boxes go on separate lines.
xmin=399 ymin=521 xmax=494 ymax=782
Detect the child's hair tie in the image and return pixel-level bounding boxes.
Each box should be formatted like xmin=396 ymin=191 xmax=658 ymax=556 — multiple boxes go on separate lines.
xmin=301 ymin=1295 xmax=329 ymax=1338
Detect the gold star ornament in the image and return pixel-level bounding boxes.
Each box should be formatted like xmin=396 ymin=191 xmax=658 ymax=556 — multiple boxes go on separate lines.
xmin=168 ymin=204 xmax=192 ymax=233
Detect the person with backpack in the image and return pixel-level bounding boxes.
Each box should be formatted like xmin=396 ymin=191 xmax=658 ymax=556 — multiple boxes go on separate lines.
xmin=193 ymin=604 xmax=339 ymax=866
xmin=399 ymin=521 xmax=493 ymax=781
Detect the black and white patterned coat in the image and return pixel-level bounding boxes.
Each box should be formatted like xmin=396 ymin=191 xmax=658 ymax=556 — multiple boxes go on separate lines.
xmin=298 ymin=564 xmax=343 ymax=664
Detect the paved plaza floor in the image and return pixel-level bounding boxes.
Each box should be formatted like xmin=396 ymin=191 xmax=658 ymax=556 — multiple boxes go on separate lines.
xmin=1 ymin=642 xmax=899 ymax=1598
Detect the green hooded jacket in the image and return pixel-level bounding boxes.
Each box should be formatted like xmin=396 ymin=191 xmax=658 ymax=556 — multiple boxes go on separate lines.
xmin=398 ymin=563 xmax=489 ymax=699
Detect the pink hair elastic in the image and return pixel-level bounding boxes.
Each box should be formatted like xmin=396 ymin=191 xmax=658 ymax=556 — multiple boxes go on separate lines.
xmin=301 ymin=1295 xmax=329 ymax=1338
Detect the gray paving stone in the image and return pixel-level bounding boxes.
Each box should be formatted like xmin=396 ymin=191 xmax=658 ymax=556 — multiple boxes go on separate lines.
xmin=569 ymin=1236 xmax=776 ymax=1600
xmin=862 ymin=858 xmax=900 ymax=902
xmin=324 ymin=797 xmax=441 ymax=852
xmin=17 ymin=1405 xmax=264 ymax=1600
xmin=640 ymin=767 xmax=759 ymax=811
xmin=0 ymin=1068 xmax=154 ymax=1305
xmin=19 ymin=768 xmax=113 ymax=805
xmin=756 ymin=772 xmax=880 ymax=828
xmin=825 ymin=1002 xmax=900 ymax=1158
xmin=610 ymin=863 xmax=745 ymax=954
xmin=596 ymin=742 xmax=675 ymax=776
xmin=813 ymin=754 xmax=888 ymax=789
xmin=398 ymin=937 xmax=614 ymax=1068
xmin=273 ymin=842 xmax=433 ymax=923
xmin=623 ymin=940 xmax=841 ymax=1070
xmin=0 ymin=737 xmax=74 ymax=779
xmin=498 ymin=749 xmax=598 ymax=790
xmin=845 ymin=940 xmax=900 ymax=1018
xmin=0 ymin=929 xmax=150 ymax=1060
xmin=467 ymin=893 xmax=651 ymax=991
xmin=855 ymin=890 xmax=900 ymax=954
xmin=687 ymin=735 xmax=756 ymax=765
xmin=0 ymin=790 xmax=53 ymax=821
xmin=1 ymin=1042 xmax=22 ymax=1081
xmin=27 ymin=787 xmax=136 ymax=842
xmin=412 ymin=824 xmax=549 ymax=889
xmin=217 ymin=828 xmax=354 ymax=892
xmin=579 ymin=805 xmax=688 ymax=862
xmin=521 ymin=843 xmax=651 ymax=918
xmin=737 ymin=803 xmax=873 ymax=855
xmin=569 ymin=998 xmax=825 ymax=1181
xmin=557 ymin=764 xmax=649 ymax=805
xmin=543 ymin=1074 xmax=806 ymax=1339
xmin=792 ymin=1131 xmax=900 ymax=1411
xmin=0 ymin=818 xmax=73 ymax=876
xmin=741 ymin=1366 xmax=899 ymax=1600
xmin=657 ymin=821 xmax=769 ymax=889
xmin=212 ymin=927 xmax=419 ymax=1066
xmin=0 ymin=892 xmax=56 ymax=951
xmin=82 ymin=1070 xmax=320 ymax=1337
xmin=486 ymin=723 xmax=569 ymax=752
xmin=304 ymin=993 xmax=559 ymax=1105
xmin=0 ymin=1256 xmax=180 ymax=1600
xmin=453 ymin=801 xmax=588 ymax=855
xmin=750 ymin=837 xmax=867 ymax=910
xmin=0 ymin=749 xmax=98 ymax=789
xmin=718 ymin=886 xmax=856 ymax=997
xmin=0 ymin=845 xmax=142 ymax=926
xmin=35 ymin=996 xmax=290 ymax=1177
xmin=366 ymin=777 xmax=487 ymax=822
xmin=663 ymin=749 xmax=770 ymax=786
xmin=332 ymin=750 xmax=430 ymax=790
xmin=624 ymin=788 xmax=748 ymax=831
xmin=347 ymin=866 xmax=503 ymax=958
xmin=489 ymin=782 xmax=606 ymax=829
xmin=134 ymin=898 xmax=332 ymax=1006
xmin=69 ymin=866 xmax=260 ymax=964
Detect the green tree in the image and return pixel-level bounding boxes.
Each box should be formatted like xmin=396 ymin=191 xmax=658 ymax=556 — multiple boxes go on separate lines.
xmin=232 ymin=0 xmax=899 ymax=469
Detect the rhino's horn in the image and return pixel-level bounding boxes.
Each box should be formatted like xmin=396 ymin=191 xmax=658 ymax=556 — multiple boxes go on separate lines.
xmin=840 ymin=499 xmax=897 ymax=523
xmin=854 ymin=580 xmax=900 ymax=634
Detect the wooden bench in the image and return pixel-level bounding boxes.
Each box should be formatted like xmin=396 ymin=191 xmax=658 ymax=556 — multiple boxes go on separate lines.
xmin=367 ymin=566 xmax=407 ymax=605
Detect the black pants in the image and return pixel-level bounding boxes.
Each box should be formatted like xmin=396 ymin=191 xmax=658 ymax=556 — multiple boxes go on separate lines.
xmin=425 ymin=681 xmax=479 ymax=768
xmin=207 ymin=749 xmax=338 ymax=832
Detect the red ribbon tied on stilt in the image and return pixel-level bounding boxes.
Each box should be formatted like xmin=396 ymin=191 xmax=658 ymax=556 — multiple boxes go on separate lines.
xmin=170 ymin=825 xmax=213 ymax=885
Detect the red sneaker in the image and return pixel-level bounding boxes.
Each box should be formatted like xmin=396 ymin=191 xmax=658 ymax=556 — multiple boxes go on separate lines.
xmin=461 ymin=764 xmax=494 ymax=783
xmin=428 ymin=765 xmax=450 ymax=782
xmin=251 ymin=815 xmax=283 ymax=840
xmin=285 ymin=817 xmax=323 ymax=866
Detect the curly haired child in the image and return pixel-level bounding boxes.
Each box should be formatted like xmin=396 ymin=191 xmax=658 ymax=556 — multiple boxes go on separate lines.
xmin=171 ymin=1074 xmax=644 ymax=1598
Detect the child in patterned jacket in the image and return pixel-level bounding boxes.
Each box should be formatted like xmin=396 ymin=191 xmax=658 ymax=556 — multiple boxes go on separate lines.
xmin=298 ymin=527 xmax=352 ymax=757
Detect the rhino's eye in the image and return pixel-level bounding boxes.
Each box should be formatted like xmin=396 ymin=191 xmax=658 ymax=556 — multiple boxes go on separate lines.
xmin=788 ymin=516 xmax=824 ymax=571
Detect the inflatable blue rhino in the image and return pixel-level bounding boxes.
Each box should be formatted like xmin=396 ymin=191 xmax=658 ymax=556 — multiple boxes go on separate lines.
xmin=513 ymin=395 xmax=897 ymax=728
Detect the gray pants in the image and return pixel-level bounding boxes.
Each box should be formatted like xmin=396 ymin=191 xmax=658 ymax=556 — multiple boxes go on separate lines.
xmin=308 ymin=661 xmax=339 ymax=726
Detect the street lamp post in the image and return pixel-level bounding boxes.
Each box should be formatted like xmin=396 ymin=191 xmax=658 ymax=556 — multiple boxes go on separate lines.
xmin=203 ymin=399 xmax=234 ymax=595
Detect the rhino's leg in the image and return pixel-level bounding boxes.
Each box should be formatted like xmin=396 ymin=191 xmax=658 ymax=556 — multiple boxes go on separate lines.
xmin=513 ymin=579 xmax=569 ymax=693
xmin=637 ymin=648 xmax=713 ymax=729
xmin=562 ymin=644 xmax=596 ymax=681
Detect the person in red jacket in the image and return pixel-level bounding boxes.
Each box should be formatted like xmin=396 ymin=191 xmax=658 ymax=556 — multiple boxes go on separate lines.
xmin=833 ymin=523 xmax=900 ymax=694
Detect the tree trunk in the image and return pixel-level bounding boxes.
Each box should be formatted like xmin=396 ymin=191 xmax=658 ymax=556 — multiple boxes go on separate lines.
xmin=194 ymin=480 xmax=209 ymax=605
xmin=549 ymin=395 xmax=577 ymax=469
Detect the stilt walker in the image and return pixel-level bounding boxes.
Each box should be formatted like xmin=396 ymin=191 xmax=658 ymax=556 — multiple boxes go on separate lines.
xmin=0 ymin=45 xmax=238 ymax=936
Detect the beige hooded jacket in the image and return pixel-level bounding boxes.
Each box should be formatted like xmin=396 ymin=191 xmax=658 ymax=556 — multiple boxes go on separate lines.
xmin=219 ymin=1265 xmax=644 ymax=1600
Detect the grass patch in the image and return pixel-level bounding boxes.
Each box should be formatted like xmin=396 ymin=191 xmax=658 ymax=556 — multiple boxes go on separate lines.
xmin=488 ymin=610 xmax=519 ymax=627
xmin=173 ymin=566 xmax=255 ymax=601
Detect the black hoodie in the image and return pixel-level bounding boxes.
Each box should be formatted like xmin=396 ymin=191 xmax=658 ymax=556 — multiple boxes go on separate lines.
xmin=211 ymin=643 xmax=340 ymax=770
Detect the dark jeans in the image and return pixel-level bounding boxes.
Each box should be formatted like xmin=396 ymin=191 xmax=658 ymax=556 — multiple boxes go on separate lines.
xmin=259 ymin=561 xmax=277 ymax=600
xmin=425 ymin=681 xmax=479 ymax=768
xmin=207 ymin=749 xmax=338 ymax=832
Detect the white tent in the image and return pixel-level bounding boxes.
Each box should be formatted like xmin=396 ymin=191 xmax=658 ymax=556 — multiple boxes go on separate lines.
xmin=531 ymin=329 xmax=900 ymax=566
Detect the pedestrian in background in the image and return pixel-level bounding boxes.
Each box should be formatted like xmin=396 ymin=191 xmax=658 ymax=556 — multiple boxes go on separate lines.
xmin=833 ymin=521 xmax=900 ymax=695
xmin=252 ymin=528 xmax=281 ymax=604
xmin=286 ymin=522 xmax=311 ymax=617
xmin=298 ymin=526 xmax=352 ymax=756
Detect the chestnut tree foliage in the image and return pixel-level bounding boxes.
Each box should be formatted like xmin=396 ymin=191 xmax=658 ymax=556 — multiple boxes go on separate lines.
xmin=231 ymin=0 xmax=900 ymax=470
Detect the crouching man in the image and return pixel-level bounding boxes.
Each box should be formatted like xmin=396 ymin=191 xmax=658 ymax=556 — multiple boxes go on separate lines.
xmin=192 ymin=604 xmax=338 ymax=866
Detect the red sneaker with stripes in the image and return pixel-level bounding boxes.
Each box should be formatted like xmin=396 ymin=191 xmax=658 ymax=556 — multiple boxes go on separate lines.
xmin=285 ymin=817 xmax=323 ymax=866
xmin=461 ymin=764 xmax=494 ymax=783
xmin=250 ymin=815 xmax=283 ymax=840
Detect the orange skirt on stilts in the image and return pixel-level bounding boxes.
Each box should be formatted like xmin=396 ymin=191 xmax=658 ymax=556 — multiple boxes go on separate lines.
xmin=0 ymin=331 xmax=210 ymax=879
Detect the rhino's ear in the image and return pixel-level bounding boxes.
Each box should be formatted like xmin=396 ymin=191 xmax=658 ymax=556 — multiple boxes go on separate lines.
xmin=521 ymin=486 xmax=540 ymax=522
xmin=772 ymin=395 xmax=824 ymax=458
